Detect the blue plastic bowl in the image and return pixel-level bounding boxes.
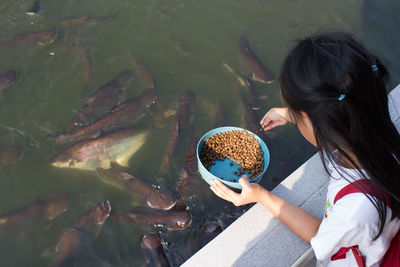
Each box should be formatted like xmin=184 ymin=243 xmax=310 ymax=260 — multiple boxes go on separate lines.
xmin=197 ymin=126 xmax=270 ymax=190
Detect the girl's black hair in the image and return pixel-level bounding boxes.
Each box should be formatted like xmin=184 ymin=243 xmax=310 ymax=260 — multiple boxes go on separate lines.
xmin=279 ymin=31 xmax=400 ymax=239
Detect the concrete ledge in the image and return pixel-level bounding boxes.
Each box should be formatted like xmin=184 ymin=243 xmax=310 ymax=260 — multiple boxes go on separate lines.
xmin=182 ymin=84 xmax=400 ymax=267
xmin=389 ymin=84 xmax=400 ymax=132
xmin=182 ymin=153 xmax=329 ymax=267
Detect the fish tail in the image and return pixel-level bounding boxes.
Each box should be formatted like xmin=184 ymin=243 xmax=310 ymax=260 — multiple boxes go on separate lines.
xmin=221 ymin=62 xmax=234 ymax=73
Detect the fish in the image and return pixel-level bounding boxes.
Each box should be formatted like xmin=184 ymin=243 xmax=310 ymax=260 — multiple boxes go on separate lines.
xmin=167 ymin=37 xmax=194 ymax=58
xmin=45 ymin=228 xmax=90 ymax=267
xmin=176 ymin=132 xmax=199 ymax=189
xmin=131 ymin=56 xmax=154 ymax=89
xmin=222 ymin=62 xmax=262 ymax=110
xmin=0 ymin=193 xmax=68 ymax=231
xmin=153 ymin=4 xmax=184 ymax=21
xmin=0 ymin=28 xmax=57 ymax=46
xmin=175 ymin=132 xmax=203 ymax=204
xmin=50 ymin=128 xmax=149 ymax=170
xmin=98 ymin=169 xmax=177 ymax=210
xmin=64 ymin=70 xmax=133 ymax=133
xmin=64 ymin=35 xmax=91 ymax=86
xmin=44 ymin=201 xmax=111 ymax=267
xmin=179 ymin=133 xmax=199 ymax=179
xmin=70 ymin=200 xmax=111 ymax=232
xmin=159 ymin=90 xmax=196 ymax=176
xmin=238 ymin=36 xmax=274 ymax=84
xmin=50 ymin=88 xmax=156 ymax=144
xmin=113 ymin=209 xmax=191 ymax=231
xmin=25 ymin=0 xmax=41 ymax=16
xmin=239 ymin=75 xmax=262 ymax=110
xmin=0 ymin=144 xmax=23 ymax=164
xmin=58 ymin=15 xmax=108 ymax=27
xmin=240 ymin=93 xmax=262 ymax=134
xmin=141 ymin=233 xmax=171 ymax=267
xmin=0 ymin=70 xmax=17 ymax=91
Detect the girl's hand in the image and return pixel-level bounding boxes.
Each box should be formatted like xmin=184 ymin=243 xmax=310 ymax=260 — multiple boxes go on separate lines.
xmin=209 ymin=176 xmax=265 ymax=206
xmin=260 ymin=107 xmax=290 ymax=131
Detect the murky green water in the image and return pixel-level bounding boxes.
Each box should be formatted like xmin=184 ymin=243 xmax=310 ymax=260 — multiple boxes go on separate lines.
xmin=0 ymin=0 xmax=399 ymax=266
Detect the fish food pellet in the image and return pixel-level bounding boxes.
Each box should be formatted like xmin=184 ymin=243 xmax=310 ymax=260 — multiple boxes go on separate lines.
xmin=199 ymin=130 xmax=264 ymax=179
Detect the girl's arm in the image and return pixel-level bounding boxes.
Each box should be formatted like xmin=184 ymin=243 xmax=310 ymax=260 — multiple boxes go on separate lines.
xmin=210 ymin=176 xmax=321 ymax=243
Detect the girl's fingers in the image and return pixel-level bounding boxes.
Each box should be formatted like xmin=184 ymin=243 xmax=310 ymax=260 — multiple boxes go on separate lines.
xmin=263 ymin=119 xmax=286 ymax=131
xmin=209 ymin=185 xmax=231 ymax=202
xmin=210 ymin=179 xmax=239 ymax=202
xmin=260 ymin=111 xmax=272 ymax=126
xmin=264 ymin=122 xmax=277 ymax=131
xmin=238 ymin=175 xmax=249 ymax=187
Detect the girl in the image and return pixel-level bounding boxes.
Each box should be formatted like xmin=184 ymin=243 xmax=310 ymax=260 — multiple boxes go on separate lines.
xmin=210 ymin=32 xmax=400 ymax=266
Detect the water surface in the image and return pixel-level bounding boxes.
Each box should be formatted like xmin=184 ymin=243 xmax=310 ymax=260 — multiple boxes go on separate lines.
xmin=0 ymin=0 xmax=399 ymax=265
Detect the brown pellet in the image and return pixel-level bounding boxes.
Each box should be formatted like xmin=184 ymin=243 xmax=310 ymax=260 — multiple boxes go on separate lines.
xmin=200 ymin=130 xmax=264 ymax=178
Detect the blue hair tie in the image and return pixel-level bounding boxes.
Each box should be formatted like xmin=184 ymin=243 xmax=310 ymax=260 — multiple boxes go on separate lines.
xmin=371 ymin=64 xmax=378 ymax=72
xmin=338 ymin=94 xmax=346 ymax=101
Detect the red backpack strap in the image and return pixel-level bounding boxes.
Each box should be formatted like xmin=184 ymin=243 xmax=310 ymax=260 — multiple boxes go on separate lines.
xmin=381 ymin=229 xmax=400 ymax=267
xmin=333 ymin=179 xmax=391 ymax=208
xmin=331 ymin=245 xmax=365 ymax=267
xmin=331 ymin=179 xmax=391 ymax=267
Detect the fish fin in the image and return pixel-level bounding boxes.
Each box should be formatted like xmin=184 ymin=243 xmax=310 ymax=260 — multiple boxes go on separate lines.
xmin=101 ymin=160 xmax=111 ymax=169
xmin=0 ymin=217 xmax=8 ymax=224
xmin=93 ymin=224 xmax=102 ymax=238
xmin=89 ymin=132 xmax=101 ymax=139
xmin=116 ymin=151 xmax=135 ymax=167
xmin=111 ymin=104 xmax=124 ymax=112
xmin=120 ymin=172 xmax=134 ymax=181
xmin=41 ymin=247 xmax=56 ymax=258
xmin=116 ymin=157 xmax=129 ymax=167
xmin=221 ymin=62 xmax=234 ymax=73
xmin=237 ymin=76 xmax=247 ymax=87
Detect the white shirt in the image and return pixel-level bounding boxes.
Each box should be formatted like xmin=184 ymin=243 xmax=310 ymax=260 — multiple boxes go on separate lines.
xmin=310 ymin=161 xmax=400 ymax=267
